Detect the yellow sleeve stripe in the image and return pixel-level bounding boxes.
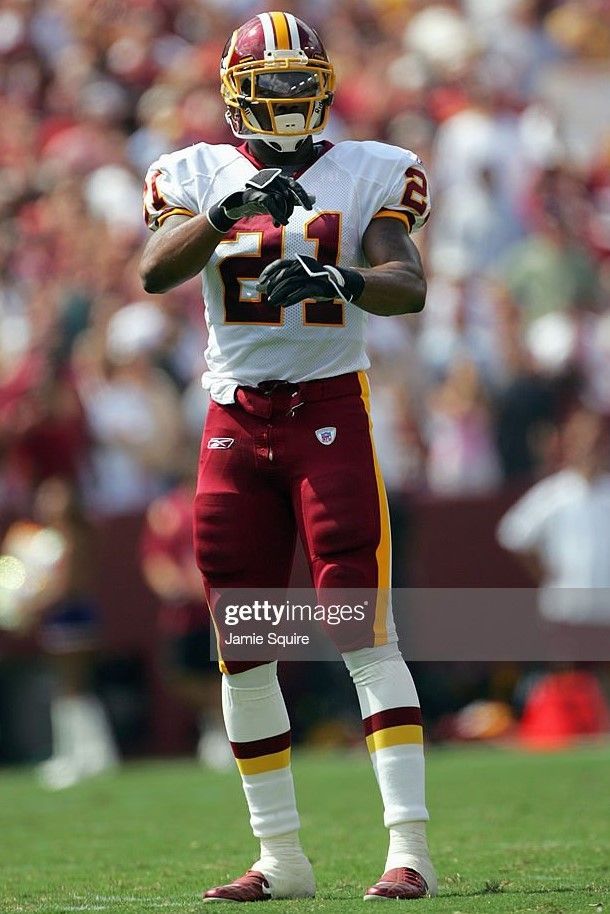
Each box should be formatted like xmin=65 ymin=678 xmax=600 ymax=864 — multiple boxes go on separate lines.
xmin=235 ymin=747 xmax=291 ymax=776
xmin=365 ymin=724 xmax=423 ymax=753
xmin=156 ymin=207 xmax=195 ymax=226
xmin=371 ymin=209 xmax=413 ymax=230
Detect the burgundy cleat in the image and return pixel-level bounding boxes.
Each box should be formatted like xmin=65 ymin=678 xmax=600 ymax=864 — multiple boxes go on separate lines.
xmin=364 ymin=867 xmax=429 ymax=901
xmin=203 ymin=870 xmax=272 ymax=902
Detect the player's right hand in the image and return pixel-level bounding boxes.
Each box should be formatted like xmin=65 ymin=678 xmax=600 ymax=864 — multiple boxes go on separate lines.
xmin=207 ymin=168 xmax=315 ymax=232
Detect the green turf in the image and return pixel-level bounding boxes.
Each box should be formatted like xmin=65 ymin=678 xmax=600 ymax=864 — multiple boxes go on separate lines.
xmin=1 ymin=745 xmax=609 ymax=913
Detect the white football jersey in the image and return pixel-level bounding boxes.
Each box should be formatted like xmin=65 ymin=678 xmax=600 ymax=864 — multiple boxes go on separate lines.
xmin=144 ymin=140 xmax=430 ymax=403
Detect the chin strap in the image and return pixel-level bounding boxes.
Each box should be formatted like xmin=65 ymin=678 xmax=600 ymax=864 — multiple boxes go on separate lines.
xmin=227 ymin=109 xmax=317 ymax=154
xmin=259 ymin=135 xmax=308 ymax=153
xmin=262 ymin=136 xmax=307 ymax=153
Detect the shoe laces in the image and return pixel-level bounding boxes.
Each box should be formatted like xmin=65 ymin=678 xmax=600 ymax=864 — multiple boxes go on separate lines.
xmin=383 ymin=867 xmax=426 ymax=890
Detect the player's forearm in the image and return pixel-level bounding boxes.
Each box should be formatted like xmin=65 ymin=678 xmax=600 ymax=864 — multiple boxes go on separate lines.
xmin=139 ymin=215 xmax=223 ymax=294
xmin=354 ymin=262 xmax=427 ymax=316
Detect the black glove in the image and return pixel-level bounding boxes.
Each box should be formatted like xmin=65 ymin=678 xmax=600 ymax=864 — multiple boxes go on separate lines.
xmin=207 ymin=168 xmax=315 ymax=232
xmin=257 ymin=255 xmax=365 ymax=308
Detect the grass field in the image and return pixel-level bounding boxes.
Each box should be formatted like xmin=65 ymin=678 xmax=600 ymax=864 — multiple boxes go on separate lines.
xmin=1 ymin=745 xmax=609 ymax=914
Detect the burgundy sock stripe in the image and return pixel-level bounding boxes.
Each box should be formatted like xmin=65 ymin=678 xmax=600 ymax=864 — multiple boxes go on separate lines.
xmin=230 ymin=730 xmax=291 ymax=759
xmin=363 ymin=706 xmax=422 ymax=736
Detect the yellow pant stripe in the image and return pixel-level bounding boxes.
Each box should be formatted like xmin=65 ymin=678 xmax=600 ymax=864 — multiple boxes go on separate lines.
xmin=236 ymin=747 xmax=291 ymax=776
xmin=207 ymin=610 xmax=228 ymax=675
xmin=358 ymin=371 xmax=391 ymax=646
xmin=366 ymin=725 xmax=423 ymax=753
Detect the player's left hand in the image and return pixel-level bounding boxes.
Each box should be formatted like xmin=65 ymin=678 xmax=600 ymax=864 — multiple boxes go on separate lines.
xmin=257 ymin=255 xmax=365 ymax=308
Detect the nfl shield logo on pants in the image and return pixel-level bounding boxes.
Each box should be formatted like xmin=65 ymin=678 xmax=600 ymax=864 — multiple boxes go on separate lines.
xmin=315 ymin=426 xmax=337 ymax=445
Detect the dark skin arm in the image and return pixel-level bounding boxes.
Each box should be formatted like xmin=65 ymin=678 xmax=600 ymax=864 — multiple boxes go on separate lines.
xmin=139 ymin=213 xmax=223 ymax=294
xmin=139 ymin=207 xmax=427 ymax=315
xmin=357 ymin=216 xmax=427 ymax=316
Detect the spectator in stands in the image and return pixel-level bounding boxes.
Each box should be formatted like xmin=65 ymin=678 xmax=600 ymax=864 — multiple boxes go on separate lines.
xmin=79 ymin=302 xmax=182 ymax=515
xmin=0 ymin=344 xmax=89 ymax=510
xmin=493 ymin=287 xmax=556 ymax=481
xmin=500 ymin=211 xmax=599 ymax=325
xmin=1 ymin=0 xmax=609 ymax=508
xmin=425 ymin=359 xmax=501 ymax=495
xmin=497 ymin=407 xmax=610 ymax=623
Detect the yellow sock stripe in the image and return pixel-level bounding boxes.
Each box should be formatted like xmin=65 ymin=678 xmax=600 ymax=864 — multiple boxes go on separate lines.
xmin=235 ymin=747 xmax=291 ymax=776
xmin=358 ymin=371 xmax=391 ymax=646
xmin=269 ymin=11 xmax=291 ymax=49
xmin=366 ymin=725 xmax=423 ymax=753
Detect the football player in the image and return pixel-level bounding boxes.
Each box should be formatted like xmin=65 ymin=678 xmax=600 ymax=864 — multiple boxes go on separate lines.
xmin=140 ymin=10 xmax=435 ymax=902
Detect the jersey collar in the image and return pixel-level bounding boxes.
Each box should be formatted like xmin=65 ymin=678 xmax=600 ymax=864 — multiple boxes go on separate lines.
xmin=236 ymin=140 xmax=334 ymax=179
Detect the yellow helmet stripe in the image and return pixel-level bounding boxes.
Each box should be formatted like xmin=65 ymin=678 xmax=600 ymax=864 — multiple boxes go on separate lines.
xmin=269 ymin=11 xmax=291 ymax=49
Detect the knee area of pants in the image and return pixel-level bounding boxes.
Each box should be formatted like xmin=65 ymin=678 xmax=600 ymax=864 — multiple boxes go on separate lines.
xmin=342 ymin=643 xmax=403 ymax=684
xmin=222 ymin=661 xmax=278 ymax=692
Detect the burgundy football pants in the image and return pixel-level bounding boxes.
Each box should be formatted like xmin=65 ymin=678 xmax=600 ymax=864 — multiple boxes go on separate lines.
xmin=193 ymin=371 xmax=395 ymax=672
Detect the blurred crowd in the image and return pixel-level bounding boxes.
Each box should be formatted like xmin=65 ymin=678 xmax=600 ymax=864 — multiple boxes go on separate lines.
xmin=2 ymin=0 xmax=610 ymax=771
xmin=1 ymin=0 xmax=610 ymax=511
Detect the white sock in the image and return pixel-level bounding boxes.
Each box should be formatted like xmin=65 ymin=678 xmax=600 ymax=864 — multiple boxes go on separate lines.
xmin=257 ymin=831 xmax=307 ymax=865
xmin=386 ymin=821 xmax=429 ymax=869
xmin=252 ymin=831 xmax=314 ymax=898
xmin=343 ymin=644 xmax=429 ymax=826
xmin=70 ymin=694 xmax=119 ymax=768
xmin=222 ymin=663 xmax=300 ymax=838
xmin=49 ymin=696 xmax=78 ymax=760
xmin=385 ymin=822 xmax=437 ymax=893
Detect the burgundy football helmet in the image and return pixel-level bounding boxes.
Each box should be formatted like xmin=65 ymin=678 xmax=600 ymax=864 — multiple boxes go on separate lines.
xmin=220 ymin=11 xmax=335 ymax=152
